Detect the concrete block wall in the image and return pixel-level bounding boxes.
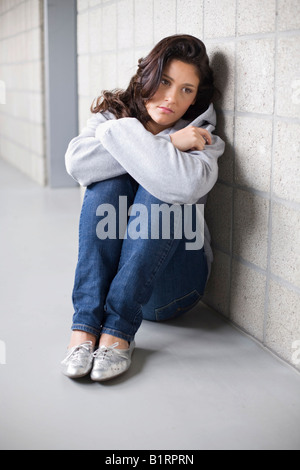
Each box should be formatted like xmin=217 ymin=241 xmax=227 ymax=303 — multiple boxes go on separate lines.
xmin=0 ymin=0 xmax=45 ymax=184
xmin=77 ymin=0 xmax=300 ymax=370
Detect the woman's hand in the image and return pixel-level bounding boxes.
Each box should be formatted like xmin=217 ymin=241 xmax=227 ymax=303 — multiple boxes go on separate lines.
xmin=169 ymin=126 xmax=212 ymax=152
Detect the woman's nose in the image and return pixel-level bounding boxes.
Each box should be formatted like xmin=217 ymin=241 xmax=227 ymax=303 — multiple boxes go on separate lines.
xmin=165 ymin=88 xmax=177 ymax=103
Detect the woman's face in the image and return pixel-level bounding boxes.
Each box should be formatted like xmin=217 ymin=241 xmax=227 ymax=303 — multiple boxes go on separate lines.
xmin=145 ymin=59 xmax=200 ymax=135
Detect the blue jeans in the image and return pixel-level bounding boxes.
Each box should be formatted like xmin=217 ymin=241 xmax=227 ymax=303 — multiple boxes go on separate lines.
xmin=71 ymin=174 xmax=208 ymax=343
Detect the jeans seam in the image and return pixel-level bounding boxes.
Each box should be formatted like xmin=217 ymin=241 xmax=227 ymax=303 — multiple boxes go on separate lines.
xmin=72 ymin=323 xmax=101 ymax=336
xmin=77 ymin=189 xmax=88 ymax=263
xmin=100 ymin=327 xmax=133 ymax=342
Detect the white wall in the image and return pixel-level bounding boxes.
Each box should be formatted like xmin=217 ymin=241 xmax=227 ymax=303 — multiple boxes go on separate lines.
xmin=0 ymin=0 xmax=46 ymax=184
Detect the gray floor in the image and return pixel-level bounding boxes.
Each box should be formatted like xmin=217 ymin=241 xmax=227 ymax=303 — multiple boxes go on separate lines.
xmin=0 ymin=158 xmax=300 ymax=451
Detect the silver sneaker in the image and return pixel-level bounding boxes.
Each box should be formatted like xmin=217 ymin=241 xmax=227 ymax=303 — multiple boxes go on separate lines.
xmin=61 ymin=341 xmax=94 ymax=378
xmin=90 ymin=341 xmax=135 ymax=382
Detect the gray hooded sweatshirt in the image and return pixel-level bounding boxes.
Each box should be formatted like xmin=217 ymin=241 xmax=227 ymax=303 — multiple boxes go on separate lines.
xmin=65 ymin=103 xmax=225 ymax=276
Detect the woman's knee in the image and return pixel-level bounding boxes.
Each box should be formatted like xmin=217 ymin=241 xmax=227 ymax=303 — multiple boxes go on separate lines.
xmin=84 ymin=175 xmax=138 ymax=212
xmin=87 ymin=174 xmax=136 ymax=196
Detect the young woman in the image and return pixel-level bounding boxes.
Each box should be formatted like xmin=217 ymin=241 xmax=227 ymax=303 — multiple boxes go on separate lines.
xmin=61 ymin=34 xmax=225 ymax=381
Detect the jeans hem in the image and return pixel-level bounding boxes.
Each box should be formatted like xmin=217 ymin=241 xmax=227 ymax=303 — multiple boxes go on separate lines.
xmin=72 ymin=323 xmax=100 ymax=337
xmin=100 ymin=327 xmax=134 ymax=343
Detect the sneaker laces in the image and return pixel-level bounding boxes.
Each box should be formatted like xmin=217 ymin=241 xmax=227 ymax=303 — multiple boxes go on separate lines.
xmin=93 ymin=342 xmax=120 ymax=361
xmin=62 ymin=341 xmax=93 ymax=365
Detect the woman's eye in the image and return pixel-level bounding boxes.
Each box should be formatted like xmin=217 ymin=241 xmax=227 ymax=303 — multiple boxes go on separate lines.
xmin=183 ymin=87 xmax=193 ymax=94
xmin=161 ymin=79 xmax=169 ymax=86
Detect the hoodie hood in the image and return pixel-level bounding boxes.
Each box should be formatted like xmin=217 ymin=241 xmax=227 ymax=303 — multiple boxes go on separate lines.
xmin=188 ymin=103 xmax=216 ymax=128
xmin=159 ymin=103 xmax=217 ymax=135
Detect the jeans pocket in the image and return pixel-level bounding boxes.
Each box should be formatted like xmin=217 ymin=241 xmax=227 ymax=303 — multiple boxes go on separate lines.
xmin=155 ymin=289 xmax=202 ymax=322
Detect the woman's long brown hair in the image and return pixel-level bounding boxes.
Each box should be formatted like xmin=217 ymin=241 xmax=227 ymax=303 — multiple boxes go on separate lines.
xmin=91 ymin=34 xmax=218 ymax=126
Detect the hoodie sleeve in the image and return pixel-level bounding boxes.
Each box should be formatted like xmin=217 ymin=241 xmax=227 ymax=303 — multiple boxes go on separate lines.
xmin=95 ymin=117 xmax=225 ymax=204
xmin=65 ymin=113 xmax=127 ymax=186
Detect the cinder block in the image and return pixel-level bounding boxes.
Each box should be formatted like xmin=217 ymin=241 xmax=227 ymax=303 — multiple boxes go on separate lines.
xmin=77 ymin=55 xmax=90 ymax=96
xmin=9 ymin=36 xmax=23 ymax=63
xmin=236 ymin=38 xmax=275 ymax=114
xmin=25 ymin=0 xmax=42 ymax=30
xmin=237 ymin=0 xmax=276 ymax=35
xmin=235 ymin=115 xmax=272 ymax=192
xmin=30 ymin=122 xmax=44 ymax=156
xmin=28 ymin=92 xmax=44 ymax=124
xmin=33 ymin=61 xmax=44 ymax=93
xmin=89 ymin=6 xmax=102 ymax=54
xmin=89 ymin=54 xmax=102 ymax=99
xmin=101 ymin=3 xmax=117 ymax=51
xmin=15 ymin=120 xmax=29 ymax=149
xmin=176 ymin=0 xmax=203 ymax=38
xmin=30 ymin=152 xmax=46 ymax=185
xmin=77 ymin=0 xmax=89 ymax=12
xmin=1 ymin=37 xmax=9 ymax=63
xmin=10 ymin=91 xmax=25 ymax=121
xmin=206 ymin=42 xmax=235 ymax=111
xmin=233 ymin=189 xmax=269 ymax=269
xmin=154 ymin=0 xmax=176 ymax=43
xmin=230 ymin=259 xmax=266 ymax=341
xmin=117 ymin=0 xmax=134 ymax=50
xmin=26 ymin=28 xmax=42 ymax=61
xmin=134 ymin=0 xmax=154 ymax=47
xmin=204 ymin=0 xmax=236 ymax=38
xmin=11 ymin=141 xmax=28 ymax=173
xmin=277 ymin=0 xmax=300 ymax=31
xmin=0 ymin=112 xmax=9 ymax=140
xmin=270 ymin=202 xmax=300 ymax=288
xmin=205 ymin=182 xmax=233 ymax=253
xmin=89 ymin=0 xmax=102 ymax=7
xmin=276 ymin=36 xmax=300 ymax=119
xmin=0 ymin=11 xmax=8 ymax=38
xmin=117 ymin=49 xmax=136 ymax=89
xmin=1 ymin=64 xmax=10 ymax=92
xmin=77 ymin=11 xmax=89 ymax=55
xmin=15 ymin=2 xmax=26 ymax=35
xmin=12 ymin=65 xmax=22 ymax=93
xmin=100 ymin=52 xmax=117 ymax=90
xmin=215 ymin=111 xmax=234 ymax=183
xmin=265 ymin=279 xmax=300 ymax=370
xmin=203 ymin=249 xmax=231 ymax=316
xmin=273 ymin=120 xmax=300 ymax=204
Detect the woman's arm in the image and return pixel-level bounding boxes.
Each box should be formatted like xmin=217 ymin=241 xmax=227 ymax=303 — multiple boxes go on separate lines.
xmin=95 ymin=117 xmax=225 ymax=204
xmin=65 ymin=113 xmax=127 ymax=186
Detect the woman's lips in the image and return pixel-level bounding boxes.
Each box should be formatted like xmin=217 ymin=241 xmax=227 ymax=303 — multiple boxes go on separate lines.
xmin=158 ymin=106 xmax=175 ymax=114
